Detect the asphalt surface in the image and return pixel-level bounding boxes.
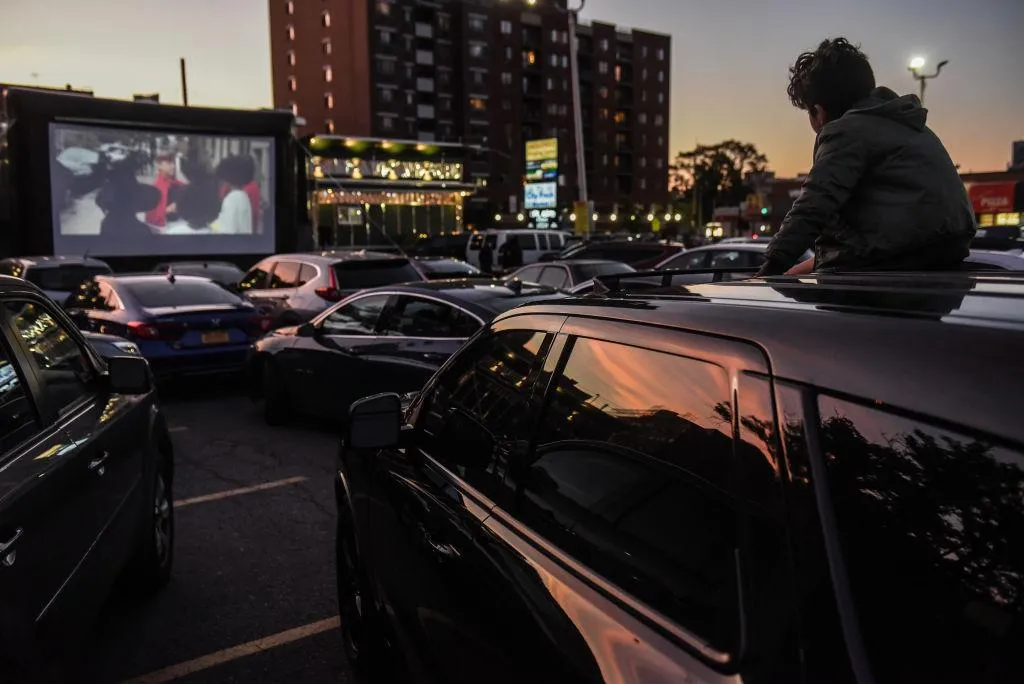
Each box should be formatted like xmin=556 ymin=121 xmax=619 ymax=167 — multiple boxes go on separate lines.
xmin=79 ymin=377 xmax=353 ymax=683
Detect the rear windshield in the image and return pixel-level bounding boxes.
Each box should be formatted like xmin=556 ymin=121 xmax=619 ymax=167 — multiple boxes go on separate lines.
xmin=162 ymin=265 xmax=244 ymax=282
xmin=26 ymin=265 xmax=111 ymax=291
xmin=571 ymin=262 xmax=636 ymax=281
xmin=333 ymin=260 xmax=422 ymax=288
xmin=422 ymin=260 xmax=479 ymax=274
xmin=123 ymin=279 xmax=245 ymax=308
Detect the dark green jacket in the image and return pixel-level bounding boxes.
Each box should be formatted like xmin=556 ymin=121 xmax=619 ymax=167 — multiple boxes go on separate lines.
xmin=759 ymin=87 xmax=976 ymax=275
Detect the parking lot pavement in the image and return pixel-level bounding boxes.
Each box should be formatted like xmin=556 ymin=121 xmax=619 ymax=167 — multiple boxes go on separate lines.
xmin=80 ymin=378 xmax=353 ymax=683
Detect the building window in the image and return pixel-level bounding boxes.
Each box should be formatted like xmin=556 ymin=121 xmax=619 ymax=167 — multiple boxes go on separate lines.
xmin=550 ymin=54 xmax=559 ymax=67
xmin=658 ymin=92 xmax=664 ymax=104
xmin=505 ymin=46 xmax=513 ymax=61
xmin=288 ymin=76 xmax=297 ymax=92
xmin=381 ymin=116 xmax=394 ymax=130
xmin=639 ymin=178 xmax=647 ymax=190
xmin=322 ymin=38 xmax=332 ymax=55
xmin=325 ymin=119 xmax=335 ymax=133
xmin=655 ymin=158 xmax=663 ymax=169
xmin=524 ymin=50 xmax=537 ymax=66
xmin=379 ymin=30 xmax=391 ymax=45
xmin=654 ymin=114 xmax=664 ymax=126
xmin=472 ymin=70 xmax=486 ymax=85
xmin=641 ymin=90 xmax=648 ymax=102
xmin=546 ymin=77 xmax=554 ymax=91
xmin=380 ymin=88 xmax=393 ymax=102
xmin=286 ymin=50 xmax=296 ymax=66
xmin=600 ymin=38 xmax=609 ymax=51
xmin=614 ymin=64 xmax=622 ymax=82
xmin=290 ymin=102 xmax=298 ymax=116
xmin=658 ymin=70 xmax=664 ymax=83
xmin=469 ymin=43 xmax=485 ymax=58
xmin=438 ymin=13 xmax=451 ymax=31
xmin=286 ymin=0 xmax=294 ymax=15
xmin=602 ymin=154 xmax=609 ymax=166
xmin=637 ymin=112 xmax=647 ymax=124
xmin=468 ymin=15 xmax=485 ymax=32
xmin=405 ymin=64 xmax=413 ymax=79
xmin=598 ymin=61 xmax=608 ymax=75
xmin=322 ymin=10 xmax=331 ymax=27
xmin=501 ymin=72 xmax=512 ymax=85
xmin=376 ymin=0 xmax=391 ymax=16
xmin=657 ymin=48 xmax=665 ymax=60
xmin=377 ymin=58 xmax=395 ymax=74
xmin=657 ymin=135 xmax=665 ymax=146
xmin=469 ymin=97 xmax=487 ymax=112
xmin=503 ymin=98 xmax=512 ymax=111
xmin=323 ymin=65 xmax=333 ymax=82
xmin=598 ymin=108 xmax=610 ymax=120
xmin=562 ymin=55 xmax=568 ymax=68
xmin=406 ymin=91 xmax=414 ymax=106
xmin=325 ymin=93 xmax=334 ymax=109
xmin=641 ymin=46 xmax=648 ymax=58
xmin=640 ymin=157 xmax=647 ymax=168
xmin=613 ymin=111 xmax=627 ymax=125
xmin=286 ymin=24 xmax=295 ymax=41
xmin=501 ymin=20 xmax=513 ymax=35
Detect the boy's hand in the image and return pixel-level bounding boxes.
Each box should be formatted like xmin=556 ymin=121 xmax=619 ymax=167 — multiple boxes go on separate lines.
xmin=784 ymin=257 xmax=815 ymax=276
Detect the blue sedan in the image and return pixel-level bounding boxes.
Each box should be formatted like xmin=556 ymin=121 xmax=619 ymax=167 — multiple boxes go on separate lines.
xmin=67 ymin=273 xmax=271 ymax=377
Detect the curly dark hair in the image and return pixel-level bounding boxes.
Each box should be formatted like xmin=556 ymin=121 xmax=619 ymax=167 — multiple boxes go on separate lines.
xmin=216 ymin=155 xmax=256 ymax=188
xmin=787 ymin=37 xmax=875 ymax=121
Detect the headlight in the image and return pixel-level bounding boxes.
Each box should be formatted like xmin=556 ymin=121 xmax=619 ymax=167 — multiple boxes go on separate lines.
xmin=112 ymin=341 xmax=140 ymax=355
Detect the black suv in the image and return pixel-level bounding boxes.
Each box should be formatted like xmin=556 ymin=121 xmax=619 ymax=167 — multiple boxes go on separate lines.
xmin=336 ymin=270 xmax=1023 ymax=684
xmin=0 ymin=276 xmax=174 ymax=678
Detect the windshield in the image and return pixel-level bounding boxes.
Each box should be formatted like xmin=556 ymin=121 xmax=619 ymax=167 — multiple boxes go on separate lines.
xmin=422 ymin=260 xmax=479 ymax=274
xmin=332 ymin=260 xmax=422 ymax=288
xmin=570 ymin=262 xmax=636 ymax=281
xmin=26 ymin=265 xmax=111 ymax=291
xmin=123 ymin=279 xmax=246 ymax=308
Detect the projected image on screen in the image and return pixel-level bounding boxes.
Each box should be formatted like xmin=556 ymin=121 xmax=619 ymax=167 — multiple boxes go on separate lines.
xmin=49 ymin=123 xmax=276 ymax=256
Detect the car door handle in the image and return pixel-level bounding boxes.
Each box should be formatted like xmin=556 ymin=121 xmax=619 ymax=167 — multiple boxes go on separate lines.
xmin=0 ymin=527 xmax=23 ymax=567
xmin=88 ymin=451 xmax=110 ymax=475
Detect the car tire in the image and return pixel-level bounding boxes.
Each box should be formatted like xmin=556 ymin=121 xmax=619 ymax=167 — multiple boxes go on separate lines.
xmin=122 ymin=452 xmax=173 ymax=595
xmin=336 ymin=504 xmax=386 ymax=676
xmin=262 ymin=359 xmax=291 ymax=426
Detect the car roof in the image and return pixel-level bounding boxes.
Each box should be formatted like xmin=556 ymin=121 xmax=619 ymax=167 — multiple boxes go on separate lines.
xmin=6 ymin=255 xmax=111 ymax=267
xmin=687 ymin=242 xmax=770 ymax=252
xmin=536 ymin=259 xmax=624 ymax=267
xmin=101 ymin=274 xmax=215 ymax=284
xmin=271 ymin=250 xmax=409 ymax=264
xmin=501 ymin=272 xmax=1024 ymax=444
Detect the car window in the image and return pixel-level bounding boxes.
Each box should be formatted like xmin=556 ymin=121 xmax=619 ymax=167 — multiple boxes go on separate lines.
xmin=514 ymin=265 xmax=544 ymax=283
xmin=298 ymin=263 xmax=318 ymax=285
xmin=381 ymin=296 xmax=480 ymax=338
xmin=320 ymin=294 xmax=390 ymax=335
xmin=0 ymin=333 xmax=40 ymax=452
xmin=538 ymin=234 xmax=552 ymax=251
xmin=664 ymin=251 xmax=710 ymax=270
xmin=5 ymin=301 xmax=97 ymax=416
xmin=239 ymin=261 xmax=273 ymax=291
xmin=520 ymin=336 xmax=744 ymax=654
xmin=570 ymin=262 xmax=635 ymax=281
xmin=269 ymin=261 xmax=303 ymax=289
xmin=708 ymin=250 xmax=747 ymax=269
xmin=819 ymin=396 xmax=1024 ymax=684
xmin=24 ymin=265 xmax=111 ymax=292
xmin=538 ymin=267 xmax=569 ymax=289
xmin=122 ymin=280 xmax=244 ymax=308
xmin=416 ymin=329 xmax=552 ymax=496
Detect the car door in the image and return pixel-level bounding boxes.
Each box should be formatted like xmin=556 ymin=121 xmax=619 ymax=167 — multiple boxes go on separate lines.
xmin=2 ymin=299 xmax=145 ymax=631
xmin=371 ymin=294 xmax=483 ymax=393
xmin=0 ymin=298 xmax=126 ymax=665
xmin=287 ymin=292 xmax=393 ymax=419
xmin=237 ymin=258 xmax=276 ymax=314
xmin=362 ymin=315 xmax=577 ymax=684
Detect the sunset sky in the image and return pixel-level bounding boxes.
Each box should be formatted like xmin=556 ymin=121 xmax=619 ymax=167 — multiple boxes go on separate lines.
xmin=1 ymin=0 xmax=1020 ymax=176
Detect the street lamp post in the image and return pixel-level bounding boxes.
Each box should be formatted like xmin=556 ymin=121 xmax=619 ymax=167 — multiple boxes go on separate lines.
xmin=908 ymin=57 xmax=948 ymax=105
xmin=562 ymin=0 xmax=590 ymax=236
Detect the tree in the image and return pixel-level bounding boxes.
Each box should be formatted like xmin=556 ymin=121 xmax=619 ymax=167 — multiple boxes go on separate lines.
xmin=669 ymin=140 xmax=769 ymax=225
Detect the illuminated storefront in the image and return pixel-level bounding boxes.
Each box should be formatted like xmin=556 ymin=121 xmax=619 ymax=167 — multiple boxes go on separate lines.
xmin=305 ymin=136 xmax=479 ymax=249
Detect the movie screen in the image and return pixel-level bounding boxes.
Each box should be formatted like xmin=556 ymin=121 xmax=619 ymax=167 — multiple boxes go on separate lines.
xmin=49 ymin=123 xmax=275 ymax=256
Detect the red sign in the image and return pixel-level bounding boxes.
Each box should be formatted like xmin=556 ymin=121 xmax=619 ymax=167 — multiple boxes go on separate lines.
xmin=968 ymin=182 xmax=1017 ymax=214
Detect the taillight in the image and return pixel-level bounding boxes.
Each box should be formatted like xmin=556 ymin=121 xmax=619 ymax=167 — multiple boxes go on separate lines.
xmin=127 ymin=321 xmax=185 ymax=341
xmin=244 ymin=315 xmax=273 ymax=336
xmin=315 ymin=267 xmax=343 ymax=301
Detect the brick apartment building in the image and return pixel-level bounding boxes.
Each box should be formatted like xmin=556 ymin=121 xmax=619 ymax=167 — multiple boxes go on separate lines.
xmin=268 ymin=0 xmax=671 ymax=224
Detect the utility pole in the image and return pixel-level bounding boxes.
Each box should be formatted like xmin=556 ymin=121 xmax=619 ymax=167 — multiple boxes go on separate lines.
xmin=564 ymin=1 xmax=589 ymax=235
xmin=180 ymin=57 xmax=189 ymax=106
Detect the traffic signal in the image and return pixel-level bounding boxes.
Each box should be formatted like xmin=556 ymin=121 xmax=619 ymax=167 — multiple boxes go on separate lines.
xmin=760 ymin=207 xmax=769 ymax=215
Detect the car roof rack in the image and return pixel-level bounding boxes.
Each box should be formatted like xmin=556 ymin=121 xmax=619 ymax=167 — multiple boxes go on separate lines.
xmin=593 ymin=267 xmax=760 ymax=294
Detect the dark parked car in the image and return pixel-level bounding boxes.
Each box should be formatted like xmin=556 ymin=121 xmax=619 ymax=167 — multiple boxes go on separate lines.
xmin=66 ymin=274 xmax=271 ymax=378
xmin=153 ymin=261 xmax=246 ymax=291
xmin=248 ymin=280 xmax=560 ymax=425
xmin=83 ymin=330 xmax=141 ymax=358
xmin=413 ymin=257 xmax=481 ymax=280
xmin=556 ymin=239 xmax=685 ymax=269
xmin=0 ymin=277 xmax=173 ymax=679
xmin=238 ymin=251 xmax=426 ymax=328
xmin=507 ymin=259 xmax=635 ymax=290
xmin=0 ymin=255 xmax=113 ymax=305
xmin=336 ymin=270 xmax=1023 ymax=684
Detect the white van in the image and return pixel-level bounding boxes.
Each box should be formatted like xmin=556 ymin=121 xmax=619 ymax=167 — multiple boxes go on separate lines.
xmin=465 ymin=229 xmax=571 ymax=268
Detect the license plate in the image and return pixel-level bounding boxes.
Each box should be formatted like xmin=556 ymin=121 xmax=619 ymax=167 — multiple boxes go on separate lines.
xmin=201 ymin=330 xmax=231 ymax=345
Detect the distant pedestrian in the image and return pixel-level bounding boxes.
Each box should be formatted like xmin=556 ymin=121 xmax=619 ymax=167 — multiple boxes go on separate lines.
xmin=758 ymin=37 xmax=975 ymax=276
xmin=500 ymin=235 xmax=524 ymax=271
xmin=479 ymin=241 xmax=494 ymax=274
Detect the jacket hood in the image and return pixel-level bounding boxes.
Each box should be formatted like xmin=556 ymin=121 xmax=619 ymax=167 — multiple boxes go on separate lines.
xmin=847 ymin=86 xmax=928 ymax=131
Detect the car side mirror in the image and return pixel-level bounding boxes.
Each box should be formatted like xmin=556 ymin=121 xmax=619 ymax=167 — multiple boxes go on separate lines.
xmin=347 ymin=393 xmax=403 ymax=450
xmin=106 ymin=355 xmax=153 ymax=395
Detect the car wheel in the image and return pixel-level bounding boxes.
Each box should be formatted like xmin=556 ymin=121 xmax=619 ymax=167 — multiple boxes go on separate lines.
xmin=262 ymin=359 xmax=292 ymax=426
xmin=336 ymin=505 xmax=385 ymax=675
xmin=122 ymin=455 xmax=173 ymax=595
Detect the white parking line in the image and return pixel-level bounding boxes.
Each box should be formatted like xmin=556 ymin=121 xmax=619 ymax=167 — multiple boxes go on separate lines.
xmin=173 ymin=476 xmax=309 ymax=509
xmin=167 ymin=426 xmax=189 ymax=433
xmin=120 ymin=615 xmax=340 ymax=684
